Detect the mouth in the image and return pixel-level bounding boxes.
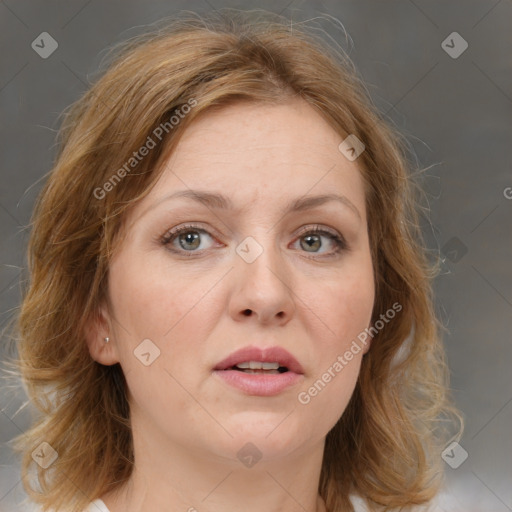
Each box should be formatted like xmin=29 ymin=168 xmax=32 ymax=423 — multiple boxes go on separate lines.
xmin=213 ymin=346 xmax=304 ymax=396
xmin=213 ymin=345 xmax=304 ymax=374
xmin=228 ymin=361 xmax=289 ymax=375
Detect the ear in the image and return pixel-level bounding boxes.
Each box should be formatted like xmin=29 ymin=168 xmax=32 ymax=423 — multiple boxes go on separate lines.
xmin=360 ymin=327 xmax=373 ymax=355
xmin=361 ymin=338 xmax=372 ymax=355
xmin=84 ymin=302 xmax=120 ymax=366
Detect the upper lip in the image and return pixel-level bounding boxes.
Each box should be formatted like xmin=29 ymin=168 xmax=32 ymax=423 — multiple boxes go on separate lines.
xmin=213 ymin=345 xmax=304 ymax=374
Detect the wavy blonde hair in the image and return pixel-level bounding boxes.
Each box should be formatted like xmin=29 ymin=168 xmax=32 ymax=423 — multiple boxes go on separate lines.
xmin=5 ymin=8 xmax=462 ymax=512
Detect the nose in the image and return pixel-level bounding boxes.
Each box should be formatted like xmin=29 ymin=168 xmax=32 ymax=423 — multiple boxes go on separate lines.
xmin=228 ymin=237 xmax=296 ymax=326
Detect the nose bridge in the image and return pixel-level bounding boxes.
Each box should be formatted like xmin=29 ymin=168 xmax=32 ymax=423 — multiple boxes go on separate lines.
xmin=235 ymin=231 xmax=283 ymax=281
xmin=232 ymin=232 xmax=295 ymax=321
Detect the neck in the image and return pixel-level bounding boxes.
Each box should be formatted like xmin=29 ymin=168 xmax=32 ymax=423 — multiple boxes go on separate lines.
xmin=105 ymin=469 xmax=328 ymax=512
xmin=102 ymin=413 xmax=328 ymax=512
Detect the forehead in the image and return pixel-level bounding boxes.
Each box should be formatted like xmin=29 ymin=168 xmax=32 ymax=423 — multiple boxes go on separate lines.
xmin=167 ymin=99 xmax=346 ymax=170
xmin=139 ymin=99 xmax=367 ymax=220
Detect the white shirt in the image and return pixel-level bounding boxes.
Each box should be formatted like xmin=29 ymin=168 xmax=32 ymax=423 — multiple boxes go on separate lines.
xmin=85 ymin=499 xmax=111 ymax=512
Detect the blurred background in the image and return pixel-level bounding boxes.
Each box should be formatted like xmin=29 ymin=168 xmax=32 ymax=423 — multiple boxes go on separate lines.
xmin=0 ymin=1 xmax=511 ymax=511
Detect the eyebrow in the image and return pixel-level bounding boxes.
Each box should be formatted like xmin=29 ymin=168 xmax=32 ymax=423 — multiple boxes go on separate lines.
xmin=152 ymin=189 xmax=361 ymax=220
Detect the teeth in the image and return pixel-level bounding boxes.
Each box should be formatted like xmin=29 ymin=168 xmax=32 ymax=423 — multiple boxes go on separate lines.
xmin=235 ymin=361 xmax=280 ymax=370
xmin=242 ymin=369 xmax=280 ymax=375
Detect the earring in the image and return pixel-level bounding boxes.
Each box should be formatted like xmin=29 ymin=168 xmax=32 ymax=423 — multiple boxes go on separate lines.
xmin=104 ymin=337 xmax=110 ymax=343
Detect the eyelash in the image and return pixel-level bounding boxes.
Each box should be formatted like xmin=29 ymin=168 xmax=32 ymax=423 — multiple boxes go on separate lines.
xmin=160 ymin=223 xmax=348 ymax=259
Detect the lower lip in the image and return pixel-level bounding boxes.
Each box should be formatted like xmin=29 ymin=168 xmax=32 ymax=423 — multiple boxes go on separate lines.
xmin=213 ymin=369 xmax=303 ymax=396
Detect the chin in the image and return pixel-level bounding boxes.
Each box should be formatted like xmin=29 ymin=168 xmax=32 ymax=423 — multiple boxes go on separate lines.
xmin=226 ymin=413 xmax=309 ymax=450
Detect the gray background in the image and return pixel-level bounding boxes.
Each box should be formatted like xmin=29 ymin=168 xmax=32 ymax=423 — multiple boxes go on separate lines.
xmin=1 ymin=1 xmax=511 ymax=511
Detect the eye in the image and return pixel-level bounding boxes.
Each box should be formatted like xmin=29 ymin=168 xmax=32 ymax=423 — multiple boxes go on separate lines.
xmin=292 ymin=225 xmax=347 ymax=257
xmin=161 ymin=224 xmax=217 ymax=254
xmin=160 ymin=223 xmax=347 ymax=258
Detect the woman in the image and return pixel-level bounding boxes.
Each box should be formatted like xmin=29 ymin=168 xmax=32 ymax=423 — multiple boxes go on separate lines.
xmin=11 ymin=9 xmax=461 ymax=512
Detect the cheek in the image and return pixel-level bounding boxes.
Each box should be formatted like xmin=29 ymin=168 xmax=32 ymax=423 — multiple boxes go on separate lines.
xmin=296 ymin=281 xmax=372 ymax=435
xmin=313 ymin=260 xmax=375 ymax=348
xmin=108 ymin=253 xmax=207 ymax=340
xmin=107 ymin=254 xmax=216 ymax=433
xmin=107 ymin=251 xmax=224 ymax=389
xmin=297 ymin=354 xmax=361 ymax=442
xmin=294 ymin=258 xmax=374 ymax=433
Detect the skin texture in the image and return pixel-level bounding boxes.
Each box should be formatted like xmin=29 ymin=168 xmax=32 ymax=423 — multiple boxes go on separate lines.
xmin=86 ymin=99 xmax=375 ymax=512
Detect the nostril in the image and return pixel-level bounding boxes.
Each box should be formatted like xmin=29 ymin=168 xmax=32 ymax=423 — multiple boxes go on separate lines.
xmin=243 ymin=309 xmax=252 ymax=316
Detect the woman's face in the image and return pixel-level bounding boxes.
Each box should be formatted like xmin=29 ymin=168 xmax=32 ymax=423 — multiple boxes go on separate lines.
xmin=94 ymin=99 xmax=375 ymax=466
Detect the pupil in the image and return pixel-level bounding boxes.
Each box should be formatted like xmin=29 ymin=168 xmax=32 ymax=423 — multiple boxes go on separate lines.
xmin=301 ymin=234 xmax=320 ymax=252
xmin=179 ymin=231 xmax=200 ymax=250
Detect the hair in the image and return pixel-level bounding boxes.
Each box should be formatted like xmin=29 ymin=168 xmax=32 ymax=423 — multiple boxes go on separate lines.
xmin=4 ymin=8 xmax=462 ymax=512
